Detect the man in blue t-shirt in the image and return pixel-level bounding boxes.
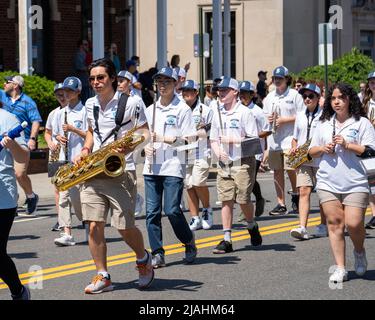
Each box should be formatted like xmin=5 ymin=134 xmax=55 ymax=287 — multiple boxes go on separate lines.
xmin=2 ymin=75 xmax=41 ymax=215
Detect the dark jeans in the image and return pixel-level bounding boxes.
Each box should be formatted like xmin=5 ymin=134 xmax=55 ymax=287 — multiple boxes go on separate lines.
xmin=144 ymin=176 xmax=193 ymax=256
xmin=0 ymin=208 xmax=23 ymax=296
xmin=252 ymin=160 xmax=263 ymax=201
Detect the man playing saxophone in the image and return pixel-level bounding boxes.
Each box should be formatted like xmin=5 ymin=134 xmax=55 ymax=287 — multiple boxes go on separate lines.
xmin=74 ymin=58 xmax=154 ymax=294
xmin=289 ymin=84 xmax=327 ymax=240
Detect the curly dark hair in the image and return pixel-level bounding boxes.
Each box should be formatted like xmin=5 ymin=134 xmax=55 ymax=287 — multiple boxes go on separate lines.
xmin=320 ymin=83 xmax=366 ymax=122
xmin=362 ymin=81 xmax=374 ymax=115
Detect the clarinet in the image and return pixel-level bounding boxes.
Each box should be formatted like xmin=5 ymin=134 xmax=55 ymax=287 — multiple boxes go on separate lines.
xmin=64 ymin=110 xmax=69 ymax=162
xmin=217 ymin=99 xmax=231 ymax=176
xmin=149 ymin=82 xmax=158 ymax=173
xmin=332 ymin=115 xmax=336 ymax=154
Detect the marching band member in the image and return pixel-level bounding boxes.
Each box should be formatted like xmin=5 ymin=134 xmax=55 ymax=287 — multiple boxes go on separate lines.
xmin=45 ymin=83 xmax=68 ymax=232
xmin=362 ymin=71 xmax=375 ymax=229
xmin=263 ymin=66 xmax=305 ymax=216
xmin=210 ymin=77 xmax=262 ymax=254
xmin=181 ymin=80 xmax=214 ymax=231
xmin=143 ymin=67 xmax=198 ymax=269
xmin=309 ymin=83 xmax=375 ymax=283
xmin=0 ymin=108 xmax=30 ymax=300
xmin=52 ymin=77 xmax=87 ymax=247
xmin=238 ymin=81 xmax=271 ymax=218
xmin=76 ymin=58 xmax=154 ymax=294
xmin=289 ymin=84 xmax=327 ymax=240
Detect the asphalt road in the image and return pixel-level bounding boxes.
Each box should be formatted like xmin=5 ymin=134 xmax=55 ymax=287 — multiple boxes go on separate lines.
xmin=1 ymin=171 xmax=375 ymax=301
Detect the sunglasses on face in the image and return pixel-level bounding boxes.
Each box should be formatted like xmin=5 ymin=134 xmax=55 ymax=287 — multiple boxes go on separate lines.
xmin=89 ymin=75 xmax=107 ymax=83
xmin=302 ymin=93 xmax=316 ymax=100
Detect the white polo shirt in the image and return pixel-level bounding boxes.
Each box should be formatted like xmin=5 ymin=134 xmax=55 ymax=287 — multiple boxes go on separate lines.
xmin=86 ymin=92 xmax=147 ymax=171
xmin=210 ymin=102 xmax=258 ymax=162
xmin=191 ymin=101 xmax=213 ymax=160
xmin=293 ymin=107 xmax=322 ymax=167
xmin=53 ymin=102 xmax=88 ymax=163
xmin=46 ymin=107 xmax=61 ymax=132
xmin=263 ymin=88 xmax=305 ymax=151
xmin=309 ymin=116 xmax=375 ymax=193
xmin=246 ymin=102 xmax=271 ymax=161
xmin=143 ymin=95 xmax=196 ymax=178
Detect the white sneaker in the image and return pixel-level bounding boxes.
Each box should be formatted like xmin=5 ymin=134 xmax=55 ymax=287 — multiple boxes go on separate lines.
xmin=215 ymin=200 xmax=222 ymax=206
xmin=290 ymin=226 xmax=309 ymax=240
xmin=329 ymin=266 xmax=348 ymax=283
xmin=354 ymin=249 xmax=367 ymax=277
xmin=201 ymin=208 xmax=213 ymax=230
xmin=135 ymin=194 xmax=144 ymax=217
xmin=54 ymin=233 xmax=76 ymax=246
xmin=189 ymin=217 xmax=202 ymax=231
xmin=315 ymin=224 xmax=328 ymax=238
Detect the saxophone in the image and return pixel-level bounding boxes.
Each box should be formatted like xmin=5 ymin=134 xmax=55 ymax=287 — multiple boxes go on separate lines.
xmin=370 ymin=108 xmax=375 ymax=127
xmin=52 ymin=126 xmax=145 ymax=192
xmin=285 ymin=139 xmax=313 ymax=169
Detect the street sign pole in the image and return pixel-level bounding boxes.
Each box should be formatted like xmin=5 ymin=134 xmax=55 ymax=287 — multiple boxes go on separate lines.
xmin=199 ymin=7 xmax=204 ymax=101
xmin=324 ymin=23 xmax=329 ymax=98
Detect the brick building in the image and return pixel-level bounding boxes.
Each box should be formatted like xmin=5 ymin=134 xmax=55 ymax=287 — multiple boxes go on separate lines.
xmin=1 ymin=0 xmax=131 ymax=82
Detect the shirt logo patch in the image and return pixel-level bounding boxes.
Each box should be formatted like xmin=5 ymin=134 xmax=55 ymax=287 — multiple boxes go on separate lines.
xmin=74 ymin=120 xmax=83 ymax=129
xmin=346 ymin=128 xmax=359 ymax=142
xmin=229 ymin=119 xmax=240 ymax=129
xmin=193 ymin=115 xmax=201 ymax=124
xmin=165 ymin=115 xmax=177 ymax=126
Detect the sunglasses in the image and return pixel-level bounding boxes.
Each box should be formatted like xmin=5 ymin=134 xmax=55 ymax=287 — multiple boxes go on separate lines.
xmin=156 ymin=80 xmax=174 ymax=86
xmin=302 ymin=93 xmax=316 ymax=100
xmin=89 ymin=75 xmax=107 ymax=83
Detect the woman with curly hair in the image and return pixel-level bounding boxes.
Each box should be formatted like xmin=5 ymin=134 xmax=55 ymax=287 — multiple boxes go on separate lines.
xmin=362 ymin=71 xmax=375 ymax=229
xmin=309 ymin=83 xmax=375 ymax=284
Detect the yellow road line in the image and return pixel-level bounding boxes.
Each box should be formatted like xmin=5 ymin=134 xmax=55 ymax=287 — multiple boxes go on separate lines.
xmin=0 ymin=210 xmax=371 ymax=290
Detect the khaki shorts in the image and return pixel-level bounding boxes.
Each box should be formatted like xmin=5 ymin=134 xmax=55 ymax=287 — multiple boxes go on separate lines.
xmin=80 ymin=171 xmax=137 ymax=230
xmin=296 ymin=166 xmax=318 ymax=188
xmin=217 ymin=157 xmax=256 ymax=205
xmin=185 ymin=159 xmax=211 ymax=189
xmin=317 ymin=189 xmax=369 ymax=209
xmin=268 ymin=150 xmax=294 ymax=171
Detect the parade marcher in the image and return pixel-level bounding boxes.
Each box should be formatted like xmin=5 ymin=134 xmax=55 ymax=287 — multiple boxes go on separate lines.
xmin=181 ymin=80 xmax=214 ymax=231
xmin=358 ymin=81 xmax=367 ymax=103
xmin=256 ymin=71 xmax=268 ymax=100
xmin=238 ymin=81 xmax=271 ymax=219
xmin=143 ymin=67 xmax=198 ymax=268
xmin=309 ymin=83 xmax=375 ymax=283
xmin=53 ymin=77 xmax=88 ymax=246
xmin=75 ymin=58 xmax=154 ymax=294
xmin=289 ymin=84 xmax=328 ymax=240
xmin=117 ymin=70 xmax=145 ymax=217
xmin=362 ymin=71 xmax=375 ymax=229
xmin=0 ymin=108 xmax=31 ymax=300
xmin=2 ymin=75 xmax=42 ymax=215
xmin=126 ymin=60 xmax=143 ymax=99
xmin=45 ymin=83 xmax=68 ymax=232
xmin=210 ymin=77 xmax=263 ymax=254
xmin=204 ymin=84 xmax=214 ymax=107
xmin=263 ymin=66 xmax=305 ymax=216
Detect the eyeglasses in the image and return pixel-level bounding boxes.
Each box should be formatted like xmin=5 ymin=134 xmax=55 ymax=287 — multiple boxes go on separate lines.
xmin=302 ymin=93 xmax=316 ymax=100
xmin=55 ymin=93 xmax=65 ymax=99
xmin=89 ymin=75 xmax=107 ymax=83
xmin=156 ymin=80 xmax=174 ymax=87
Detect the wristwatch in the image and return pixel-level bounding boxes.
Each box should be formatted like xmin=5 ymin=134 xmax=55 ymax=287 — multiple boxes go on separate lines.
xmin=30 ymin=137 xmax=37 ymax=141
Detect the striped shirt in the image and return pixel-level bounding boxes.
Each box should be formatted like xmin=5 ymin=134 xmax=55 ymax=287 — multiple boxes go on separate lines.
xmin=1 ymin=91 xmax=42 ymax=141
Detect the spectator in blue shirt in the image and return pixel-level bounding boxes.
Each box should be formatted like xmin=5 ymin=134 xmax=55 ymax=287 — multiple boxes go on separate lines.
xmin=2 ymin=75 xmax=40 ymax=215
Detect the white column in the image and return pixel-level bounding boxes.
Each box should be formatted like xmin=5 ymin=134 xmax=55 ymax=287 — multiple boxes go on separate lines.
xmin=18 ymin=0 xmax=32 ymax=75
xmin=223 ymin=0 xmax=231 ymax=77
xmin=212 ymin=0 xmax=222 ymax=79
xmin=92 ymin=0 xmax=105 ymax=60
xmin=157 ymin=0 xmax=168 ymax=69
xmin=127 ymin=0 xmax=134 ymax=59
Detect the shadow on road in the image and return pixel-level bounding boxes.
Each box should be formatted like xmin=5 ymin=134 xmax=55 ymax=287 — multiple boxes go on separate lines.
xmin=235 ymin=243 xmax=296 ymax=253
xmin=166 ymin=255 xmax=241 ymax=268
xmin=9 ymin=252 xmax=38 ymax=259
xmin=348 ymin=270 xmax=375 ymax=282
xmin=9 ymin=235 xmax=40 ymax=241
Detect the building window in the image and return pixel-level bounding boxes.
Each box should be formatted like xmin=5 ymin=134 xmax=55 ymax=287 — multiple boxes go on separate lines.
xmin=360 ymin=30 xmax=375 ymax=59
xmin=204 ymin=11 xmax=236 ymax=81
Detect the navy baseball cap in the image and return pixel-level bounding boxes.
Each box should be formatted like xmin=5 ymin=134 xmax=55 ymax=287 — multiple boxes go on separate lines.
xmin=181 ymin=80 xmax=199 ymax=91
xmin=368 ymin=71 xmax=375 ymax=80
xmin=273 ymin=66 xmax=289 ymax=78
xmin=54 ymin=83 xmax=64 ymax=93
xmin=62 ymin=77 xmax=82 ymax=92
xmin=299 ymin=83 xmax=321 ymax=96
xmin=239 ymin=81 xmax=256 ymax=92
xmin=118 ymin=70 xmax=133 ymax=81
xmin=153 ymin=67 xmax=178 ymax=81
xmin=217 ymin=77 xmax=239 ymax=91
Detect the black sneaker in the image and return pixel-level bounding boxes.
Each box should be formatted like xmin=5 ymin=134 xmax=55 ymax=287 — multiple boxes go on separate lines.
xmin=213 ymin=240 xmax=233 ymax=254
xmin=365 ymin=217 xmax=375 ymax=229
xmin=291 ymin=194 xmax=300 ymax=213
xmin=51 ymin=222 xmax=62 ymax=232
xmin=25 ymin=194 xmax=39 ymax=215
xmin=269 ymin=204 xmax=287 ymax=216
xmin=248 ymin=223 xmax=262 ymax=246
xmin=255 ymin=198 xmax=266 ymax=217
xmin=11 ymin=286 xmax=31 ymax=300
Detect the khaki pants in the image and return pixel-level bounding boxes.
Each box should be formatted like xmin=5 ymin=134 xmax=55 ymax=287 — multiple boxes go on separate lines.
xmin=58 ymin=186 xmax=83 ymax=228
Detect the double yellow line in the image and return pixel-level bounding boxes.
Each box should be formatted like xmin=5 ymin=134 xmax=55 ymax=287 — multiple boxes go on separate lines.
xmin=0 ymin=210 xmax=371 ymax=290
